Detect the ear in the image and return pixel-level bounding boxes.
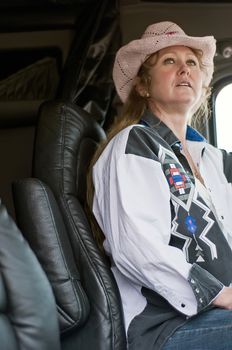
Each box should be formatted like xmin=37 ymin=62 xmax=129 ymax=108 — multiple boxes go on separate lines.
xmin=133 ymin=77 xmax=146 ymax=97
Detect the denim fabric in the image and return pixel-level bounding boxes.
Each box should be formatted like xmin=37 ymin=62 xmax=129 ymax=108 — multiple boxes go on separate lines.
xmin=163 ymin=308 xmax=232 ymax=350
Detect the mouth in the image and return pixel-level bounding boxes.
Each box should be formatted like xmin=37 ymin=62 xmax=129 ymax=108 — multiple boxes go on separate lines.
xmin=176 ymin=81 xmax=192 ymax=88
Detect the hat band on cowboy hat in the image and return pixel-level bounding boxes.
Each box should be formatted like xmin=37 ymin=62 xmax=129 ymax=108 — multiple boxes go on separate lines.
xmin=113 ymin=21 xmax=216 ymax=103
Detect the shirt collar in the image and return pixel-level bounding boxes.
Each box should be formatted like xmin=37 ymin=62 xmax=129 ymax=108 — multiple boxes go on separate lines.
xmin=140 ymin=109 xmax=206 ymax=147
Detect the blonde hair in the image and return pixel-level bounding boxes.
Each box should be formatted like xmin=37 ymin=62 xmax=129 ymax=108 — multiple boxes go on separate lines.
xmin=86 ymin=48 xmax=212 ymax=250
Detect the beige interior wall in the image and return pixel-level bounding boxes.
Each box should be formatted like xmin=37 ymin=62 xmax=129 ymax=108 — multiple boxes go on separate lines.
xmin=120 ymin=2 xmax=232 ymax=43
xmin=0 ymin=29 xmax=75 ymax=215
xmin=0 ymin=30 xmax=75 ymax=65
xmin=0 ymin=126 xmax=35 ymax=218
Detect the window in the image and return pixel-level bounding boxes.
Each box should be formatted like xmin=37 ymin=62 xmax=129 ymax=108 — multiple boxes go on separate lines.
xmin=215 ymin=83 xmax=232 ymax=152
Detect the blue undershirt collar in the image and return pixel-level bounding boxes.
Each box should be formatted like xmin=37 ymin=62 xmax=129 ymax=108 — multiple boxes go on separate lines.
xmin=140 ymin=110 xmax=206 ymax=145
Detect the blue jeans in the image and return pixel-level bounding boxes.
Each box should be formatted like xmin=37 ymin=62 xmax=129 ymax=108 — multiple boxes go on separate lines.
xmin=163 ymin=308 xmax=232 ymax=350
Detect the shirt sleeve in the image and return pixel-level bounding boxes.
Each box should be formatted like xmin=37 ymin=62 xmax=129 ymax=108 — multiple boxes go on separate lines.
xmin=221 ymin=149 xmax=232 ymax=183
xmin=92 ymin=128 xmax=223 ymax=317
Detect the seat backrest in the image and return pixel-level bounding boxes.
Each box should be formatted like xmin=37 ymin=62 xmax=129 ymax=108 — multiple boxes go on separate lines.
xmin=13 ymin=101 xmax=126 ymax=350
xmin=0 ymin=200 xmax=60 ymax=350
xmin=13 ymin=177 xmax=90 ymax=336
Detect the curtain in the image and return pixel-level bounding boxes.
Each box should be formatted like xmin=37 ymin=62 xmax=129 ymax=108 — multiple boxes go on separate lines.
xmin=57 ymin=0 xmax=121 ymax=126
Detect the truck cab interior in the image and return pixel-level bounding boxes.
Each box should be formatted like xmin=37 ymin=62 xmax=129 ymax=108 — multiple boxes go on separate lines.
xmin=1 ymin=1 xmax=232 ymax=349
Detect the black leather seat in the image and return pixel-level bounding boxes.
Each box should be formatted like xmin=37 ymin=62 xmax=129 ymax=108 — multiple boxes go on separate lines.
xmin=0 ymin=201 xmax=60 ymax=350
xmin=13 ymin=101 xmax=127 ymax=349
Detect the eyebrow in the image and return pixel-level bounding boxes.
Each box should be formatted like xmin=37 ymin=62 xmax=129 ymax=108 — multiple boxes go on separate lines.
xmin=161 ymin=51 xmax=197 ymax=57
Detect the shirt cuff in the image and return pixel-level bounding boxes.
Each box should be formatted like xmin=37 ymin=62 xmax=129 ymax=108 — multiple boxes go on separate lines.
xmin=188 ymin=263 xmax=224 ymax=312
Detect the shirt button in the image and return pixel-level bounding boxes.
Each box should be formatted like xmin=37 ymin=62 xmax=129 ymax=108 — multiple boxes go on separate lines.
xmin=190 ymin=279 xmax=195 ymax=284
xmin=181 ymin=303 xmax=186 ymax=308
xmin=195 ymin=288 xmax=200 ymax=294
xmin=199 ymin=298 xmax=203 ymax=303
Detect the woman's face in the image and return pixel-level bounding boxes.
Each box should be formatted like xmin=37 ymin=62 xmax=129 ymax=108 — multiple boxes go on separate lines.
xmin=146 ymin=45 xmax=204 ymax=112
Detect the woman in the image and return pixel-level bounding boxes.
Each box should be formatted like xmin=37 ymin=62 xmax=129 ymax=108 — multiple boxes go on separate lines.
xmin=87 ymin=21 xmax=232 ymax=349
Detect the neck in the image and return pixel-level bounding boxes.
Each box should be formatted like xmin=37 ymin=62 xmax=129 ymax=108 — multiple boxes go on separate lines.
xmin=148 ymin=101 xmax=190 ymax=146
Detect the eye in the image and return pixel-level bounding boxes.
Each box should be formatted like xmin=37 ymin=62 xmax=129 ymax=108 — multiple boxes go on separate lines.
xmin=163 ymin=57 xmax=175 ymax=64
xmin=186 ymin=59 xmax=198 ymax=66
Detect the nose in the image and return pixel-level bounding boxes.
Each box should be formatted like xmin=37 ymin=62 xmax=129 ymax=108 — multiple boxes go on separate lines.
xmin=178 ymin=63 xmax=190 ymax=76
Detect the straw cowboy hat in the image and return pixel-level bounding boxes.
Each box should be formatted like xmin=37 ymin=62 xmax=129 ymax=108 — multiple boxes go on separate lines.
xmin=113 ymin=21 xmax=216 ymax=103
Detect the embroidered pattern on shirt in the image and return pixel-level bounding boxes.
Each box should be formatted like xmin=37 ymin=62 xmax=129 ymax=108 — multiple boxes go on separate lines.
xmin=171 ymin=199 xmax=217 ymax=262
xmin=158 ymin=144 xmax=194 ymax=211
xmin=157 ymin=144 xmax=218 ymax=263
